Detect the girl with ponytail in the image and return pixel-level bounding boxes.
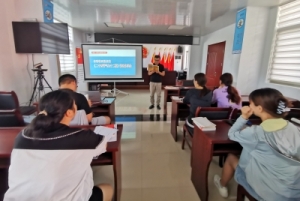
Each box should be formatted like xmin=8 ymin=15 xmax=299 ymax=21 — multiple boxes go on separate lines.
xmin=214 ymin=88 xmax=300 ymax=201
xmin=212 ymin=73 xmax=241 ymax=109
xmin=4 ymin=90 xmax=113 ymax=201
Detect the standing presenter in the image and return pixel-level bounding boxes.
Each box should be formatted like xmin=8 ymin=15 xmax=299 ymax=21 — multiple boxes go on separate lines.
xmin=148 ymin=55 xmax=165 ymax=110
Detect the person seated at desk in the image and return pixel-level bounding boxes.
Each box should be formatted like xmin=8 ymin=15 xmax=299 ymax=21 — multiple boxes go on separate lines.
xmin=212 ymin=73 xmax=241 ymax=109
xmin=4 ymin=90 xmax=113 ymax=201
xmin=183 ymin=73 xmax=212 ymax=133
xmin=59 ymin=74 xmax=110 ymax=125
xmin=214 ymin=88 xmax=300 ymax=201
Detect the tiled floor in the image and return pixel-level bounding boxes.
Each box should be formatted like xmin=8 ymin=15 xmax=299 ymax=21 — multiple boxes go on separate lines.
xmin=93 ymin=90 xmax=239 ymax=201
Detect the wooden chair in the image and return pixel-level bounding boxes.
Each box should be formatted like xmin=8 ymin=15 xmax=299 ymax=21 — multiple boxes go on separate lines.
xmin=0 ymin=91 xmax=36 ymax=115
xmin=285 ymin=108 xmax=300 ymax=120
xmin=182 ymin=80 xmax=194 ymax=87
xmin=231 ymin=108 xmax=260 ymax=120
xmin=182 ymin=107 xmax=232 ymax=150
xmin=0 ymin=110 xmax=25 ymax=127
xmin=179 ymin=88 xmax=190 ymax=96
xmin=182 ymin=107 xmax=232 ymax=167
xmin=236 ymin=185 xmax=258 ymax=201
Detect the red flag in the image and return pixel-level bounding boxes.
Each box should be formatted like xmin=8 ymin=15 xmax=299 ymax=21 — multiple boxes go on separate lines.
xmin=151 ymin=52 xmax=155 ymax=63
xmin=160 ymin=53 xmax=165 ymax=66
xmin=170 ymin=52 xmax=174 ymax=71
xmin=166 ymin=52 xmax=171 ymax=70
xmin=76 ymin=48 xmax=83 ymax=64
xmin=163 ymin=51 xmax=168 ymax=69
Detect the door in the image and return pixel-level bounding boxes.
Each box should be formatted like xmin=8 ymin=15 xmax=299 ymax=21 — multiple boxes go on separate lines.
xmin=205 ymin=42 xmax=225 ymax=87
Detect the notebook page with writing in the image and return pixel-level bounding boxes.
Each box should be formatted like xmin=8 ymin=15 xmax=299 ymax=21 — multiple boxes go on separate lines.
xmin=94 ymin=126 xmax=118 ymax=142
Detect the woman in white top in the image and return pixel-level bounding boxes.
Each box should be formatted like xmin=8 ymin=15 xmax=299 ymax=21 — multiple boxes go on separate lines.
xmin=4 ymin=90 xmax=113 ymax=201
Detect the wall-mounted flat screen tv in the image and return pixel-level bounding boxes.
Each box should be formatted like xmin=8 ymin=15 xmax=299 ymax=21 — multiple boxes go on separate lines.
xmin=12 ymin=22 xmax=70 ymax=54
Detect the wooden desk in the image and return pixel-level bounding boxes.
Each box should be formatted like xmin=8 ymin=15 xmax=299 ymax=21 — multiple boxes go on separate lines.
xmin=164 ymin=87 xmax=193 ymax=121
xmin=191 ymin=121 xmax=242 ymax=201
xmin=170 ymin=99 xmax=190 ymax=141
xmin=92 ymin=97 xmax=116 ymax=123
xmin=0 ymin=125 xmax=123 ymax=201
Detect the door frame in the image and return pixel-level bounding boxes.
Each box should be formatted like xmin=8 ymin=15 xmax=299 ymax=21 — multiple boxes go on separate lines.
xmin=205 ymin=41 xmax=226 ymax=87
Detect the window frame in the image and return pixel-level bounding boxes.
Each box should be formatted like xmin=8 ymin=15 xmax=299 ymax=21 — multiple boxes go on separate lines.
xmin=54 ymin=19 xmax=76 ymax=76
xmin=267 ymin=0 xmax=300 ymax=87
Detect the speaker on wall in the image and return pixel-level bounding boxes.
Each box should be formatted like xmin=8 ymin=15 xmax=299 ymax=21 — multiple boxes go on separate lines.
xmin=177 ymin=46 xmax=183 ymax=53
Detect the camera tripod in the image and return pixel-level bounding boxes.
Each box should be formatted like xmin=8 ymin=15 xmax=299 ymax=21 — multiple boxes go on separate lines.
xmin=28 ymin=69 xmax=53 ymax=106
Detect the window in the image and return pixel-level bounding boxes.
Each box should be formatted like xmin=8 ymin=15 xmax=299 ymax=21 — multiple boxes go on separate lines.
xmin=58 ymin=26 xmax=75 ymax=75
xmin=268 ymin=0 xmax=300 ymax=87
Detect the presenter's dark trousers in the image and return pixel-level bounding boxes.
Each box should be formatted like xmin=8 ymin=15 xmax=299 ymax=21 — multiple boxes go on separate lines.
xmin=150 ymin=82 xmax=162 ymax=105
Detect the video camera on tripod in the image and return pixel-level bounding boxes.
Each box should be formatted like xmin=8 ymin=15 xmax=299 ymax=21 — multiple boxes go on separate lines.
xmin=32 ymin=63 xmax=48 ymax=72
xmin=28 ymin=62 xmax=53 ymax=105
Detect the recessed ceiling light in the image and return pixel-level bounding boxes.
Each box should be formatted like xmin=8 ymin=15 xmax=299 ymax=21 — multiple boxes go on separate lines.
xmin=104 ymin=22 xmax=123 ymax=28
xmin=168 ymin=25 xmax=185 ymax=30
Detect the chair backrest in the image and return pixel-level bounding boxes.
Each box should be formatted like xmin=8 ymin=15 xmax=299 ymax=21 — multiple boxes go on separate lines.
xmin=285 ymin=109 xmax=300 ymax=120
xmin=0 ymin=110 xmax=25 ymax=127
xmin=0 ymin=91 xmax=20 ymax=110
xmin=195 ymin=107 xmax=232 ymax=120
xmin=182 ymin=80 xmax=194 ymax=87
xmin=179 ymin=88 xmax=190 ymax=96
xmin=231 ymin=109 xmax=260 ymax=120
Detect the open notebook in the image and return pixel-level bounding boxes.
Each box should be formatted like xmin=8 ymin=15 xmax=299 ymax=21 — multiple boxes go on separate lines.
xmin=192 ymin=117 xmax=216 ymax=131
xmin=94 ymin=124 xmax=118 ymax=142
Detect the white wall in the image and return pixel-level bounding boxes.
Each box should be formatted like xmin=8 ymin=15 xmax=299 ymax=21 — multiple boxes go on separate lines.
xmin=74 ymin=28 xmax=88 ymax=92
xmin=200 ymin=24 xmax=240 ymax=81
xmin=187 ymin=44 xmax=202 ymax=79
xmin=188 ymin=24 xmax=240 ymax=84
xmin=0 ymin=0 xmax=86 ymax=103
xmin=0 ymin=0 xmax=54 ymax=104
xmin=236 ymin=7 xmax=270 ymax=95
xmin=257 ymin=7 xmax=300 ymax=99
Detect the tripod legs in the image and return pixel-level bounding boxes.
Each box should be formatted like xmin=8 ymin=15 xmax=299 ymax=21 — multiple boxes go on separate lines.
xmin=111 ymin=82 xmax=129 ymax=96
xmin=28 ymin=73 xmax=53 ymax=106
xmin=28 ymin=76 xmax=40 ymax=106
xmin=42 ymin=77 xmax=53 ymax=91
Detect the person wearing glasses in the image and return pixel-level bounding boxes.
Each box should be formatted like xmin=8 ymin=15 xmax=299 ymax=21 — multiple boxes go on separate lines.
xmin=148 ymin=55 xmax=165 ymax=110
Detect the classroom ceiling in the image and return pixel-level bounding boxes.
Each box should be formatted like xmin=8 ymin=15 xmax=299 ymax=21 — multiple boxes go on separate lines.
xmin=53 ymin=0 xmax=294 ymax=36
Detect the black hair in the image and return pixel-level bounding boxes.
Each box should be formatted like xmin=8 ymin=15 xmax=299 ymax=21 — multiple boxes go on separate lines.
xmin=25 ymin=90 xmax=75 ymax=137
xmin=58 ymin=74 xmax=77 ymax=86
xmin=249 ymin=88 xmax=292 ymax=118
xmin=154 ymin=55 xmax=160 ymax=59
xmin=194 ymin=73 xmax=210 ymax=97
xmin=220 ymin=73 xmax=241 ymax=105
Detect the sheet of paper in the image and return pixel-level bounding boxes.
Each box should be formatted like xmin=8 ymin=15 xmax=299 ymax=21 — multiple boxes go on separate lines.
xmin=94 ymin=126 xmax=118 ymax=142
xmin=165 ymin=86 xmax=179 ymax=90
xmin=171 ymin=96 xmax=183 ymax=101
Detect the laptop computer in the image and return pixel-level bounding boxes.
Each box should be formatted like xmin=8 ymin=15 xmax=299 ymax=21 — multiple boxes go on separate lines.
xmin=80 ymin=91 xmax=105 ymax=102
